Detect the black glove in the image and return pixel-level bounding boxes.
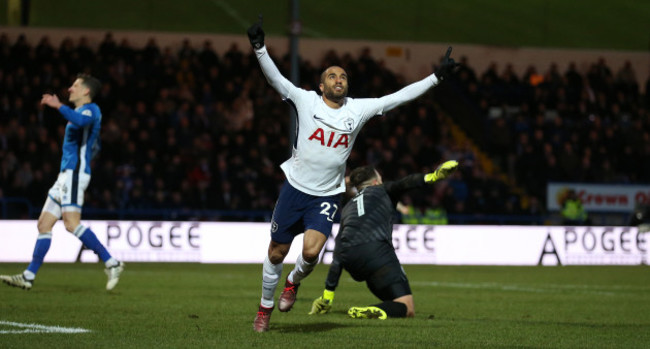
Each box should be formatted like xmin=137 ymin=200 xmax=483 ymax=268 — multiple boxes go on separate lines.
xmin=435 ymin=46 xmax=459 ymax=80
xmin=247 ymin=14 xmax=265 ymax=50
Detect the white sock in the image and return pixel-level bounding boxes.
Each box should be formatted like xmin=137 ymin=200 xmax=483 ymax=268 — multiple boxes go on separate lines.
xmin=261 ymin=256 xmax=283 ymax=308
xmin=288 ymin=253 xmax=317 ymax=285
xmin=105 ymin=257 xmax=119 ymax=268
xmin=23 ymin=270 xmax=35 ymax=280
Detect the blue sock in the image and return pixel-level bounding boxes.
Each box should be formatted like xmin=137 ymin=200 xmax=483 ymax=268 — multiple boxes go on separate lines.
xmin=74 ymin=225 xmax=112 ymax=262
xmin=26 ymin=233 xmax=52 ymax=277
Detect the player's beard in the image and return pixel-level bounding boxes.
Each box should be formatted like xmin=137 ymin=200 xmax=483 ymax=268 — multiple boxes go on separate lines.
xmin=323 ymin=84 xmax=347 ymax=103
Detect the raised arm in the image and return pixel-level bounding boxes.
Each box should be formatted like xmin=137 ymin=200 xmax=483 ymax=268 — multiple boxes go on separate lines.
xmin=41 ymin=94 xmax=95 ymax=126
xmin=254 ymin=47 xmax=298 ymax=99
xmin=377 ymin=74 xmax=439 ymax=112
xmin=248 ymin=15 xmax=298 ymax=99
xmin=384 ymin=160 xmax=459 ymax=203
xmin=375 ymin=46 xmax=459 ymax=114
xmin=58 ymin=105 xmax=96 ymax=126
xmin=384 ymin=174 xmax=428 ymax=204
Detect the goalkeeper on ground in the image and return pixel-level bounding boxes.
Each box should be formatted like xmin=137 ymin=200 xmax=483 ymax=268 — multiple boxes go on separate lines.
xmin=309 ymin=160 xmax=458 ymax=319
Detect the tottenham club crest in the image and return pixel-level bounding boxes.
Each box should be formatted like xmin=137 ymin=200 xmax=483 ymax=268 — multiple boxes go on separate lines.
xmin=344 ymin=118 xmax=354 ymax=131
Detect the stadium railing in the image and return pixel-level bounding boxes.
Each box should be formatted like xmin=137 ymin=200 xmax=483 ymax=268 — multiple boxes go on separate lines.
xmin=0 ymin=197 xmax=36 ymax=219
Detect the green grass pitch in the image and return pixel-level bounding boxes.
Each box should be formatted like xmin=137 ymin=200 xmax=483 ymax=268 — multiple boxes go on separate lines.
xmin=1 ymin=263 xmax=649 ymax=348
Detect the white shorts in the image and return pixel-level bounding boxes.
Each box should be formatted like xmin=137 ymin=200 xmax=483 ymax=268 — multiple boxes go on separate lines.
xmin=42 ymin=169 xmax=91 ymax=218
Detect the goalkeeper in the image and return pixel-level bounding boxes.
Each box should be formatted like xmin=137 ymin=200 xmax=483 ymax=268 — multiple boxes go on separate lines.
xmin=309 ymin=161 xmax=458 ymax=319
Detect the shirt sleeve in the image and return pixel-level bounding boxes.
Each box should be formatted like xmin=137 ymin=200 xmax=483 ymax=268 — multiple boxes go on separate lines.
xmin=383 ymin=173 xmax=426 ymax=204
xmin=58 ymin=105 xmax=95 ymax=126
xmin=377 ymin=74 xmax=439 ymax=113
xmin=324 ymin=252 xmax=343 ymax=291
xmin=254 ymin=46 xmax=300 ymax=100
xmin=350 ymin=73 xmax=439 ymax=117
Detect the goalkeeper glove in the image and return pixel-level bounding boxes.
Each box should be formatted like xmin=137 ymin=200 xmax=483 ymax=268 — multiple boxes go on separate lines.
xmin=247 ymin=14 xmax=265 ymax=50
xmin=309 ymin=289 xmax=335 ymax=315
xmin=434 ymin=46 xmax=459 ymax=81
xmin=424 ymin=160 xmax=459 ymax=183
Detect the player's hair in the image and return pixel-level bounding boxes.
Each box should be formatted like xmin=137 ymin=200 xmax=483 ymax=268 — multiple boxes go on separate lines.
xmin=320 ymin=66 xmax=348 ymax=85
xmin=349 ymin=165 xmax=378 ymax=190
xmin=77 ymin=73 xmax=102 ymax=99
xmin=320 ymin=69 xmax=328 ymax=84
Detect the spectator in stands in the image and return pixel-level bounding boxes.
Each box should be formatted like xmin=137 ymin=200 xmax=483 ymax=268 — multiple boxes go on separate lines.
xmin=560 ymin=189 xmax=589 ymax=225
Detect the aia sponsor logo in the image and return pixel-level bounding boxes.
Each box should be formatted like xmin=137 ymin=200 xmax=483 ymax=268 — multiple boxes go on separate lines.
xmin=308 ymin=128 xmax=349 ymax=148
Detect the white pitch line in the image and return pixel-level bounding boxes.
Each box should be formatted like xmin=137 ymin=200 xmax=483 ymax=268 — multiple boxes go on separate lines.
xmin=209 ymin=0 xmax=328 ymax=37
xmin=411 ymin=281 xmax=631 ymax=296
xmin=0 ymin=321 xmax=90 ymax=334
xmin=210 ymin=0 xmax=251 ymax=29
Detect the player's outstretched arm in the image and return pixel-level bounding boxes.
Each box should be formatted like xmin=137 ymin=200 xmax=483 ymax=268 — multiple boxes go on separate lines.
xmin=248 ymin=14 xmax=299 ymax=99
xmin=41 ymin=93 xmax=95 ymax=127
xmin=57 ymin=105 xmax=97 ymax=127
xmin=425 ymin=160 xmax=459 ymax=183
xmin=383 ymin=160 xmax=459 ymax=204
xmin=373 ymin=47 xmax=459 ymax=114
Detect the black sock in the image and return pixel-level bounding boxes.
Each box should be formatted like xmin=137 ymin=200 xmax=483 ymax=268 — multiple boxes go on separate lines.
xmin=373 ymin=301 xmax=407 ymax=318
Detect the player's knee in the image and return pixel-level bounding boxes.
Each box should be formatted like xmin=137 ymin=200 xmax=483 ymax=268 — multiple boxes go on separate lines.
xmin=63 ymin=220 xmax=78 ymax=233
xmin=269 ymin=254 xmax=284 ymax=264
xmin=36 ymin=220 xmax=50 ymax=233
xmin=37 ymin=212 xmax=57 ymax=233
xmin=268 ymin=249 xmax=288 ymax=264
xmin=301 ymin=250 xmax=320 ymax=263
xmin=268 ymin=241 xmax=291 ymax=264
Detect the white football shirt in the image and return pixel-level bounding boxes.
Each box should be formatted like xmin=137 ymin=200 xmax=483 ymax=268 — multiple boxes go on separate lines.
xmin=255 ymin=46 xmax=439 ymax=196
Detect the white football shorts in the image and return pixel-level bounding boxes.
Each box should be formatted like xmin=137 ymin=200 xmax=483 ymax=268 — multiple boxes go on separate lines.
xmin=42 ymin=169 xmax=91 ymax=218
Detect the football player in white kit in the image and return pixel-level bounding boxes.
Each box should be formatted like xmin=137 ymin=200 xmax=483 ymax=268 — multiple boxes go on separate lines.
xmin=247 ymin=16 xmax=458 ymax=332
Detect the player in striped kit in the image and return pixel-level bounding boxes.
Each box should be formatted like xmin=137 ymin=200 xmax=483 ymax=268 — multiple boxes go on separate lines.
xmin=247 ymin=16 xmax=458 ymax=332
xmin=0 ymin=74 xmax=124 ymax=291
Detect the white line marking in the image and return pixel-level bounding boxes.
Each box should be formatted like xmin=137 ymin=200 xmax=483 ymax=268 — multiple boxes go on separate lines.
xmin=411 ymin=281 xmax=649 ymax=296
xmin=210 ymin=0 xmax=250 ymax=29
xmin=0 ymin=321 xmax=91 ymax=334
xmin=300 ymin=27 xmax=327 ymax=38
xmin=209 ymin=0 xmax=328 ymax=37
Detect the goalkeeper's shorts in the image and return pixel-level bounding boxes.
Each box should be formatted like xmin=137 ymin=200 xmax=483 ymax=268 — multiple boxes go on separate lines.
xmin=340 ymin=242 xmax=412 ymax=301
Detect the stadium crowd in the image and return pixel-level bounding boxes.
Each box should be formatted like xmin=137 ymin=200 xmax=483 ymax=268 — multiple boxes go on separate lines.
xmin=453 ymin=56 xmax=650 ymax=204
xmin=0 ymin=32 xmax=648 ymax=223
